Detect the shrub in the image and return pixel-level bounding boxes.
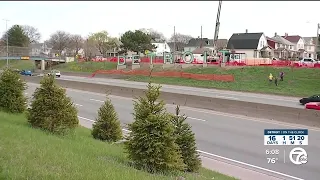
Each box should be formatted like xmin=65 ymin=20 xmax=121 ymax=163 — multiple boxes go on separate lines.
xmin=0 ymin=68 xmax=27 ymax=113
xmin=124 ymin=82 xmax=185 ymax=173
xmin=27 ymin=75 xmax=78 ymax=135
xmin=171 ymin=105 xmax=201 ymax=172
xmin=91 ymin=96 xmax=122 ymax=142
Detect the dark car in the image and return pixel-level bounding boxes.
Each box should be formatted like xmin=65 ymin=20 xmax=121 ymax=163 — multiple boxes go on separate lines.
xmin=299 ymin=95 xmax=320 ymax=105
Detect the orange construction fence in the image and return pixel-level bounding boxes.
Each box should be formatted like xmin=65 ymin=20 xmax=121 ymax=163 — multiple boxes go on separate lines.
xmin=92 ymin=70 xmax=235 ymax=82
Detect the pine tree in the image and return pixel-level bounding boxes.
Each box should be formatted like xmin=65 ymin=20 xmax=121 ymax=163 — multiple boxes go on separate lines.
xmin=91 ymin=96 xmax=122 ymax=142
xmin=124 ymin=82 xmax=185 ymax=173
xmin=171 ymin=105 xmax=201 ymax=172
xmin=0 ymin=68 xmax=27 ymax=113
xmin=27 ymin=75 xmax=78 ymax=135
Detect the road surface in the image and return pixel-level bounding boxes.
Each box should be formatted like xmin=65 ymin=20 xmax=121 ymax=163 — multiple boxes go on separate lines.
xmin=58 ymin=75 xmax=304 ymax=109
xmin=25 ymin=82 xmax=320 ymax=180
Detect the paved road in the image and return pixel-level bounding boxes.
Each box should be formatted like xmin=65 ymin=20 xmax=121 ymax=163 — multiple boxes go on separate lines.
xmin=25 ymin=83 xmax=320 ymax=180
xmin=58 ymin=75 xmax=304 ymax=109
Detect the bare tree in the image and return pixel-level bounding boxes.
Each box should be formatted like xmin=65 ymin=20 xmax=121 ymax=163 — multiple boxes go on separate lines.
xmin=48 ymin=31 xmax=71 ymax=56
xmin=169 ymin=33 xmax=193 ymax=44
xmin=22 ymin=25 xmax=41 ymax=44
xmin=139 ymin=28 xmax=166 ymax=42
xmin=69 ymin=34 xmax=84 ymax=56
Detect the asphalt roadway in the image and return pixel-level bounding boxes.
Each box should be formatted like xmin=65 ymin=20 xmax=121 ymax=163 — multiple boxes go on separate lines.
xmin=58 ymin=75 xmax=304 ymax=109
xmin=25 ymin=82 xmax=320 ymax=180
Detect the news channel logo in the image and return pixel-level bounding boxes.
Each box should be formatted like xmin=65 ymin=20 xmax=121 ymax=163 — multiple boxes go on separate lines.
xmin=289 ymin=147 xmax=308 ymax=165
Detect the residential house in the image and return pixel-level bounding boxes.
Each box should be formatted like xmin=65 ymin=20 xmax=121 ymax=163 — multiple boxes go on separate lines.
xmin=226 ymin=32 xmax=269 ymax=58
xmin=282 ymin=34 xmax=306 ymax=58
xmin=303 ymin=37 xmax=317 ymax=59
xmin=184 ymin=38 xmax=228 ymax=53
xmin=269 ymin=33 xmax=295 ymax=59
xmin=151 ymin=40 xmax=171 ymax=56
xmin=30 ymin=43 xmax=53 ymax=57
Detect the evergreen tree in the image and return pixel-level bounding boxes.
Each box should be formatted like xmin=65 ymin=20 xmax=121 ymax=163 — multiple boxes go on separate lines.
xmin=91 ymin=96 xmax=122 ymax=142
xmin=27 ymin=75 xmax=78 ymax=134
xmin=0 ymin=68 xmax=27 ymax=113
xmin=171 ymin=105 xmax=201 ymax=172
xmin=1 ymin=25 xmax=30 ymax=47
xmin=124 ymin=82 xmax=185 ymax=173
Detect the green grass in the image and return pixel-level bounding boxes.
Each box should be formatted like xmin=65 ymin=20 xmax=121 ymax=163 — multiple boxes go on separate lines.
xmin=0 ymin=60 xmax=35 ymax=70
xmin=0 ymin=112 xmax=236 ymax=180
xmin=125 ymin=66 xmax=320 ymax=97
xmin=54 ymin=61 xmax=117 ymax=72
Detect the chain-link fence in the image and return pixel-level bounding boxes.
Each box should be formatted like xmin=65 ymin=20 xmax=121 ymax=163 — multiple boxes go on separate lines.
xmin=0 ymin=45 xmax=68 ymax=58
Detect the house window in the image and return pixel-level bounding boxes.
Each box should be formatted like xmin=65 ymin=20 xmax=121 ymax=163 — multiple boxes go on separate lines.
xmin=254 ymin=50 xmax=258 ymax=58
xmin=290 ymin=45 xmax=293 ymax=50
xmin=164 ymin=44 xmax=167 ymax=49
xmin=277 ymin=43 xmax=280 ymax=48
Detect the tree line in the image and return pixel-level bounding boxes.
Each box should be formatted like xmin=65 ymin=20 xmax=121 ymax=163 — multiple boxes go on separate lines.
xmin=0 ymin=24 xmax=194 ymax=58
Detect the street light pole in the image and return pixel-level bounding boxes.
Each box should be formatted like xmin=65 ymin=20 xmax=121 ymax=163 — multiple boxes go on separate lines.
xmin=3 ymin=19 xmax=9 ymax=67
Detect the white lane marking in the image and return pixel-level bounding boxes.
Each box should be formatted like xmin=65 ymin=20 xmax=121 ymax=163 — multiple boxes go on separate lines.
xmin=27 ymin=83 xmax=320 ymax=131
xmin=197 ymin=150 xmax=304 ymax=180
xmin=215 ymin=95 xmax=239 ymax=100
xmin=74 ymin=103 xmax=83 ymax=107
xmin=188 ymin=117 xmax=206 ymax=122
xmin=89 ymin=99 xmax=104 ymax=103
xmin=78 ymin=116 xmax=95 ymax=122
xmin=77 ymin=115 xmax=303 ymax=180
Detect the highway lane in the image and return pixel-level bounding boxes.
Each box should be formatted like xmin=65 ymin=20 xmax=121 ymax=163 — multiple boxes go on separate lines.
xmin=58 ymin=75 xmax=303 ymax=109
xmin=25 ymin=83 xmax=320 ymax=180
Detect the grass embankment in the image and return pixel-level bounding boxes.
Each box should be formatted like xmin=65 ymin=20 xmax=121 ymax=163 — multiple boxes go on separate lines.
xmin=0 ymin=60 xmax=35 ymax=70
xmin=54 ymin=61 xmax=117 ymax=72
xmin=0 ymin=60 xmax=117 ymax=73
xmin=0 ymin=112 xmax=236 ymax=180
xmin=125 ymin=66 xmax=320 ymax=97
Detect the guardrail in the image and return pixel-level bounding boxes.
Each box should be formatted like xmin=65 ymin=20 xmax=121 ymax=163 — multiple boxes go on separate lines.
xmin=22 ymin=76 xmax=320 ymax=128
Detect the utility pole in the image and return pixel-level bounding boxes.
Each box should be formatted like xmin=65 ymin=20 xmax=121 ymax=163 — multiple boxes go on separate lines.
xmin=173 ymin=26 xmax=176 ymax=55
xmin=200 ymin=25 xmax=203 ymax=48
xmin=316 ymin=23 xmax=320 ymax=59
xmin=3 ymin=19 xmax=9 ymax=67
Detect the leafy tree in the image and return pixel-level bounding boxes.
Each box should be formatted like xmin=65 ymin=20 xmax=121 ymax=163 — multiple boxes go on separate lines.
xmin=88 ymin=31 xmax=119 ymax=57
xmin=120 ymin=30 xmax=155 ymax=54
xmin=124 ymin=83 xmax=185 ymax=173
xmin=91 ymin=96 xmax=122 ymax=142
xmin=1 ymin=25 xmax=30 ymax=47
xmin=0 ymin=68 xmax=27 ymax=113
xmin=69 ymin=34 xmax=84 ymax=56
xmin=27 ymin=75 xmax=78 ymax=135
xmin=171 ymin=105 xmax=201 ymax=172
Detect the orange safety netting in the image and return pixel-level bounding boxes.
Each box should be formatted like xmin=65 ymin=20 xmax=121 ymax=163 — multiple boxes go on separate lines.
xmin=92 ymin=70 xmax=234 ymax=82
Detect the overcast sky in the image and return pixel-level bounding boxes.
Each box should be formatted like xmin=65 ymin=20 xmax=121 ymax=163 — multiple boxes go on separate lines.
xmin=1 ymin=1 xmax=319 ymax=42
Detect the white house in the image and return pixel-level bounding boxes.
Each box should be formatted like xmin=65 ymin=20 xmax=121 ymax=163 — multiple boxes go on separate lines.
xmin=152 ymin=42 xmax=171 ymax=56
xmin=227 ymin=31 xmax=269 ymax=58
xmin=282 ymin=34 xmax=306 ymax=58
xmin=303 ymin=37 xmax=316 ymax=58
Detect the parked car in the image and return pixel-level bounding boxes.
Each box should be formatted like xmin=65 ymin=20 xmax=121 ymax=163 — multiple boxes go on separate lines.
xmin=299 ymin=94 xmax=320 ymax=105
xmin=305 ymin=102 xmax=320 ymax=111
xmin=296 ymin=58 xmax=319 ymax=67
xmin=47 ymin=70 xmax=61 ymax=77
xmin=20 ymin=70 xmax=32 ymax=76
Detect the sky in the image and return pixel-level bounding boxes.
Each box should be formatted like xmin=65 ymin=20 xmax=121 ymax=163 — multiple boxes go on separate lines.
xmin=1 ymin=1 xmax=320 ymax=42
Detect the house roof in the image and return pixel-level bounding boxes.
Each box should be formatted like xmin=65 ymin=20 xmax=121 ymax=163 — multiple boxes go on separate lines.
xmin=272 ymin=35 xmax=295 ymax=45
xmin=227 ymin=32 xmax=263 ymax=49
xmin=192 ymin=47 xmax=212 ymax=54
xmin=303 ymin=37 xmax=317 ymax=45
xmin=282 ymin=35 xmax=301 ymax=43
xmin=266 ymin=36 xmax=281 ymax=43
xmin=186 ymin=38 xmax=228 ymax=49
